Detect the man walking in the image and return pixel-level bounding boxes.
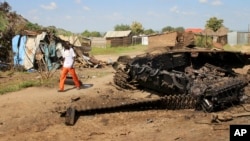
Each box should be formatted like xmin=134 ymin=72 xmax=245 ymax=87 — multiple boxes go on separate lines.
xmin=58 ymin=42 xmax=80 ymax=92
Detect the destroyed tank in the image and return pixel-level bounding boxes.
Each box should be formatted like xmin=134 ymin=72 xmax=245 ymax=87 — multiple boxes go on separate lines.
xmin=113 ymin=32 xmax=250 ymax=112
xmin=60 ymin=32 xmax=250 ymax=126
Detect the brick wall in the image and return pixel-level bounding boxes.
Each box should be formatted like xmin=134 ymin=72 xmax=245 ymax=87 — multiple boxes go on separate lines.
xmin=148 ymin=32 xmax=177 ymax=48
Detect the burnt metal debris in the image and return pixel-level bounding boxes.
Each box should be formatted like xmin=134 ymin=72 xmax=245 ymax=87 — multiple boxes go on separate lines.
xmin=111 ymin=32 xmax=250 ymax=113
xmin=113 ymin=50 xmax=249 ymax=113
xmin=58 ymin=32 xmax=250 ymax=126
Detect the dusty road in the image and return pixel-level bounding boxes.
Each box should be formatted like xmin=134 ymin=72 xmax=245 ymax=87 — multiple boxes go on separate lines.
xmin=0 ymin=53 xmax=250 ymax=141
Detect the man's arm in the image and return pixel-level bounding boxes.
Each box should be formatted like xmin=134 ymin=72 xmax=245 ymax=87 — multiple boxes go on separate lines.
xmin=71 ymin=57 xmax=75 ymax=68
xmin=71 ymin=48 xmax=76 ymax=68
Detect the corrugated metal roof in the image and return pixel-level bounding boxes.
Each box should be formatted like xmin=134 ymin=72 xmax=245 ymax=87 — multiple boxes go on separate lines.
xmin=105 ymin=30 xmax=131 ymax=38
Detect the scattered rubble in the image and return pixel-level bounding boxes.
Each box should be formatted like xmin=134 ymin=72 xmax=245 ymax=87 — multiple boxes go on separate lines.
xmin=1 ymin=29 xmax=111 ymax=71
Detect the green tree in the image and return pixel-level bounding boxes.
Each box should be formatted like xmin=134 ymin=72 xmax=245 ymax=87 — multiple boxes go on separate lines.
xmin=205 ymin=17 xmax=224 ymax=32
xmin=114 ymin=24 xmax=130 ymax=31
xmin=0 ymin=11 xmax=8 ymax=31
xmin=161 ymin=26 xmax=175 ymax=33
xmin=130 ymin=21 xmax=144 ymax=35
xmin=144 ymin=28 xmax=156 ymax=35
xmin=90 ymin=31 xmax=101 ymax=37
xmin=81 ymin=30 xmax=102 ymax=37
xmin=195 ymin=36 xmax=213 ymax=48
xmin=81 ymin=30 xmax=91 ymax=37
xmin=24 ymin=22 xmax=42 ymax=31
xmin=0 ymin=1 xmax=11 ymax=13
xmin=175 ymin=27 xmax=185 ymax=32
xmin=0 ymin=1 xmax=13 ymax=31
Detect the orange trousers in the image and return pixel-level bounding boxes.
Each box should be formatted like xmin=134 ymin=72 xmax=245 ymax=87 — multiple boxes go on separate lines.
xmin=59 ymin=67 xmax=80 ymax=90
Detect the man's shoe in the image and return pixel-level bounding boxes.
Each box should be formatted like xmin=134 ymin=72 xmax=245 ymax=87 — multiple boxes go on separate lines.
xmin=58 ymin=90 xmax=64 ymax=92
xmin=76 ymin=87 xmax=81 ymax=90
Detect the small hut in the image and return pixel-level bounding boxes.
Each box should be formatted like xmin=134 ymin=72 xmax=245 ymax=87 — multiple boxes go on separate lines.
xmin=11 ymin=30 xmax=106 ymax=71
xmin=104 ymin=30 xmax=132 ymax=47
xmin=201 ymin=27 xmax=229 ymax=45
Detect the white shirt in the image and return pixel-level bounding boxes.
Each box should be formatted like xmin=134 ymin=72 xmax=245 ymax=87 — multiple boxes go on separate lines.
xmin=62 ymin=48 xmax=76 ymax=68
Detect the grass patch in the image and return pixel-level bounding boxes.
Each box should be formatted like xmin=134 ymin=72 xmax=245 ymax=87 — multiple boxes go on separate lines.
xmin=90 ymin=45 xmax=147 ymax=55
xmin=39 ymin=77 xmax=59 ymax=88
xmin=223 ymin=44 xmax=250 ymax=52
xmin=20 ymin=81 xmax=40 ymax=88
xmin=0 ymin=80 xmax=41 ymax=95
xmin=0 ymin=70 xmax=60 ymax=95
xmin=223 ymin=44 xmax=242 ymax=51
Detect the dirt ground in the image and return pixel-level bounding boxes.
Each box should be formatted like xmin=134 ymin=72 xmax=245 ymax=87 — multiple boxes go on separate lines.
xmin=0 ymin=52 xmax=250 ymax=141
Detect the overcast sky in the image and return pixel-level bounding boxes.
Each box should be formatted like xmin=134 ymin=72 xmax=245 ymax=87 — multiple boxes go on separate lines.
xmin=4 ymin=0 xmax=250 ymax=33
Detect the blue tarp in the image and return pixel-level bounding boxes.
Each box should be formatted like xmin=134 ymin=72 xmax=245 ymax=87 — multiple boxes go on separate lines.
xmin=12 ymin=35 xmax=27 ymax=65
xmin=39 ymin=41 xmax=57 ymax=70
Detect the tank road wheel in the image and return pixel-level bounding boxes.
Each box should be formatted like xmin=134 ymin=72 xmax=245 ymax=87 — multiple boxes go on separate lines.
xmin=65 ymin=107 xmax=76 ymax=126
xmin=113 ymin=69 xmax=136 ymax=89
xmin=200 ymin=98 xmax=214 ymax=113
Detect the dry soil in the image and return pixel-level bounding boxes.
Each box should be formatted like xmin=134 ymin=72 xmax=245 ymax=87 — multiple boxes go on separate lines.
xmin=0 ymin=52 xmax=250 ymax=141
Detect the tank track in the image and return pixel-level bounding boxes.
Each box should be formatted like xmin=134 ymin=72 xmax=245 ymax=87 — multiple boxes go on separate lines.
xmin=112 ymin=65 xmax=247 ymax=112
xmin=195 ymin=77 xmax=247 ymax=112
xmin=62 ymin=70 xmax=247 ymax=125
xmin=113 ymin=68 xmax=136 ymax=89
xmin=63 ymin=94 xmax=196 ymax=125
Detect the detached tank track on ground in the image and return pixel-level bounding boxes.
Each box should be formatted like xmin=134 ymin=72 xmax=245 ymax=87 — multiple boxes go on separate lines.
xmin=71 ymin=95 xmax=196 ymax=112
xmin=63 ymin=94 xmax=196 ymax=125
